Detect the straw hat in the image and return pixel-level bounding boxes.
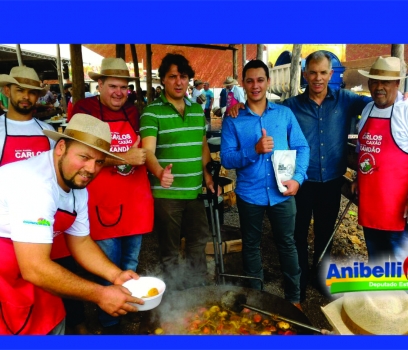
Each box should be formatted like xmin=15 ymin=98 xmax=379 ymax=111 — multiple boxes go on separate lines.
xmin=196 ymin=93 xmax=207 ymax=104
xmin=88 ymin=58 xmax=133 ymax=81
xmin=43 ymin=113 xmax=125 ymax=161
xmin=0 ymin=66 xmax=46 ymax=96
xmin=358 ymin=56 xmax=406 ymax=80
xmin=321 ymin=291 xmax=408 ymax=335
xmin=223 ymin=76 xmax=239 ymax=86
xmin=212 ymin=107 xmax=222 ymax=117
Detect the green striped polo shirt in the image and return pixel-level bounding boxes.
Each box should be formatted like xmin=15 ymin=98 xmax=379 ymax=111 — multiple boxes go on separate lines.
xmin=140 ymin=94 xmax=206 ymax=199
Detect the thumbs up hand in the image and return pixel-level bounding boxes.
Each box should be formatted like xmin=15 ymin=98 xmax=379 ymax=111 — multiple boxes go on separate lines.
xmin=122 ymin=135 xmax=147 ymax=166
xmin=160 ymin=164 xmax=174 ymax=188
xmin=255 ymin=128 xmax=274 ymax=154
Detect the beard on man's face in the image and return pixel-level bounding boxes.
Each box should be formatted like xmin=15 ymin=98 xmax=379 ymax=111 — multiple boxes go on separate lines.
xmin=9 ymin=96 xmax=36 ymax=115
xmin=58 ymin=153 xmax=94 ymax=190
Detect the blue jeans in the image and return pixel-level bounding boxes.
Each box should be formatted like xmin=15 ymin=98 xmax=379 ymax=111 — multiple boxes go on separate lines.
xmin=364 ymin=227 xmax=408 ymax=263
xmin=48 ymin=319 xmax=65 ymax=335
xmin=236 ymin=195 xmax=301 ymax=303
xmin=55 ymin=256 xmax=85 ymax=328
xmin=95 ymin=235 xmax=143 ymax=327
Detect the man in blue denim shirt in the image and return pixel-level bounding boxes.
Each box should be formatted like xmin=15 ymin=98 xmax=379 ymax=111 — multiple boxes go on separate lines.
xmin=221 ymin=60 xmax=309 ymax=307
xmin=283 ymin=51 xmax=371 ymax=300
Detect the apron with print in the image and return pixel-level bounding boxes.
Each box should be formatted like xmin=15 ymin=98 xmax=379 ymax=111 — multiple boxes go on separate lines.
xmin=225 ymin=90 xmax=239 ymax=116
xmin=50 ymin=193 xmax=78 ymax=260
xmin=0 ymin=203 xmax=76 ymax=334
xmin=358 ymin=105 xmax=408 ymax=231
xmin=0 ymin=116 xmax=50 ymax=166
xmin=0 ymin=116 xmax=75 ymax=260
xmin=87 ymin=105 xmax=153 ymax=240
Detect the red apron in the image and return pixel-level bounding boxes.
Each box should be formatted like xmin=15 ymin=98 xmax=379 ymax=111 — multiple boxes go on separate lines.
xmin=87 ymin=106 xmax=153 ymax=240
xmin=0 ymin=116 xmax=72 ymax=260
xmin=0 ymin=204 xmax=77 ymax=335
xmin=50 ymin=193 xmax=78 ymax=260
xmin=358 ymin=104 xmax=408 ymax=231
xmin=0 ymin=116 xmax=50 ymax=166
xmin=225 ymin=90 xmax=239 ymax=116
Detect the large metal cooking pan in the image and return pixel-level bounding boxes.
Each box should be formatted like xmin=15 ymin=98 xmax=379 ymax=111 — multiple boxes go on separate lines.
xmin=139 ymin=284 xmax=315 ymax=335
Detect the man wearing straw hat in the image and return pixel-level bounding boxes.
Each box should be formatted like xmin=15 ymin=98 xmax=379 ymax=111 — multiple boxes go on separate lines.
xmin=0 ymin=113 xmax=144 ymax=335
xmin=0 ymin=66 xmax=56 ymax=165
xmin=355 ymin=56 xmax=408 ymax=263
xmin=191 ymin=79 xmax=204 ymax=105
xmin=223 ymin=76 xmax=245 ymax=117
xmin=0 ymin=66 xmax=90 ymax=333
xmin=71 ymin=57 xmax=153 ymax=333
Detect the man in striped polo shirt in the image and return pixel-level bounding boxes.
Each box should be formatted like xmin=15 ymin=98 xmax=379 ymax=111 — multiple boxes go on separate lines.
xmin=140 ymin=53 xmax=216 ymax=291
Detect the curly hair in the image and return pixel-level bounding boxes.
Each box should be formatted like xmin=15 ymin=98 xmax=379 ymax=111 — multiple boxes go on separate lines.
xmin=158 ymin=53 xmax=195 ymax=86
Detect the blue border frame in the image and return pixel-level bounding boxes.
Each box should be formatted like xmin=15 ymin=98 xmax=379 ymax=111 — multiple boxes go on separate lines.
xmin=1 ymin=0 xmax=408 ymax=43
xmin=2 ymin=334 xmax=408 ymax=349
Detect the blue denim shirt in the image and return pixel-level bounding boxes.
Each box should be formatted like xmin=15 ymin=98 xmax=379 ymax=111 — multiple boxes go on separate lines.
xmin=220 ymin=101 xmax=310 ymax=206
xmin=283 ymin=87 xmax=371 ymax=182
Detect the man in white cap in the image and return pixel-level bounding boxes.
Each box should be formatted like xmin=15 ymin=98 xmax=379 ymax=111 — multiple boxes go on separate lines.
xmin=223 ymin=76 xmax=245 ymax=117
xmin=71 ymin=57 xmax=153 ymax=333
xmin=0 ymin=114 xmax=144 ymax=335
xmin=355 ymin=56 xmax=408 ymax=263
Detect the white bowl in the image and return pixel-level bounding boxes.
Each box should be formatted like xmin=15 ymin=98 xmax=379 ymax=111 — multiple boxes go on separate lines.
xmin=122 ymin=277 xmax=166 ymax=311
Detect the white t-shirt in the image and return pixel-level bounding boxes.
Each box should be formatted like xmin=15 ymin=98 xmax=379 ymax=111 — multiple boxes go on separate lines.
xmin=0 ymin=150 xmax=89 ymax=243
xmin=191 ymin=88 xmax=202 ymax=102
xmin=191 ymin=88 xmax=205 ymax=110
xmin=0 ymin=114 xmax=56 ymax=158
xmin=358 ymin=100 xmax=408 ymax=152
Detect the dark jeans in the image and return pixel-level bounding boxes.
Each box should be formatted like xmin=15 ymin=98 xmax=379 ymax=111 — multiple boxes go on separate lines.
xmin=363 ymin=227 xmax=408 ymax=263
xmin=236 ymin=195 xmax=300 ymax=303
xmin=154 ymin=198 xmax=210 ymax=290
xmin=294 ymin=177 xmax=344 ymax=298
xmin=55 ymin=256 xmax=85 ymax=328
xmin=204 ymin=108 xmax=211 ymax=123
xmin=95 ymin=235 xmax=143 ymax=327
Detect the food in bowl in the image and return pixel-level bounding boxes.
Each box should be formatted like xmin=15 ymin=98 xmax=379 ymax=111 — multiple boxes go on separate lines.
xmin=122 ymin=277 xmax=165 ymax=311
xmin=142 ymin=288 xmax=159 ymax=298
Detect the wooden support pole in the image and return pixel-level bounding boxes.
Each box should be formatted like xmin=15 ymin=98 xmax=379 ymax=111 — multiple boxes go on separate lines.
xmin=15 ymin=44 xmax=23 ymax=66
xmin=116 ymin=44 xmax=125 ymax=59
xmin=69 ymin=44 xmax=85 ymax=104
xmin=146 ymin=44 xmax=153 ymax=104
xmin=242 ymin=44 xmax=246 ymax=68
xmin=256 ymin=44 xmax=263 ymax=61
xmin=232 ymin=45 xmax=238 ymax=80
xmin=56 ymin=45 xmax=67 ymax=113
xmin=391 ymin=44 xmax=406 ymax=92
xmin=130 ymin=44 xmax=141 ymax=92
xmin=289 ymin=44 xmax=303 ymax=97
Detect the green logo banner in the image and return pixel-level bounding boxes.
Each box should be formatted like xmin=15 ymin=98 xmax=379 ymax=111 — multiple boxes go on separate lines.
xmin=330 ymin=281 xmax=408 ymax=294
